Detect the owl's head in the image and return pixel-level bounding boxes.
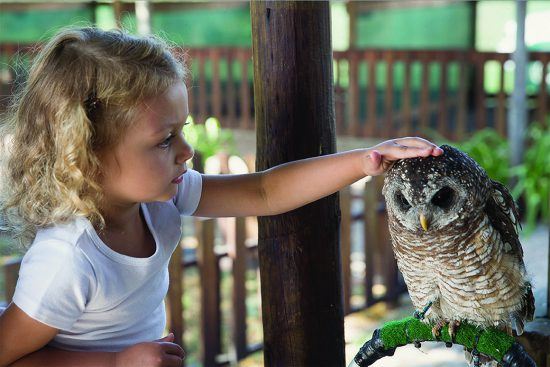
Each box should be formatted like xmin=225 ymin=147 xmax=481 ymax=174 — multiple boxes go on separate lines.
xmin=382 ymin=145 xmax=490 ymax=234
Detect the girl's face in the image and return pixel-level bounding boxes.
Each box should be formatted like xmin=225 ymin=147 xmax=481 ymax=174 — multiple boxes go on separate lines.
xmin=100 ymin=81 xmax=194 ymax=207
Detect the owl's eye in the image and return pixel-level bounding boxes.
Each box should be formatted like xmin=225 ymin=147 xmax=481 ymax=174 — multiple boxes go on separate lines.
xmin=431 ymin=186 xmax=454 ymax=209
xmin=395 ymin=192 xmax=411 ymax=211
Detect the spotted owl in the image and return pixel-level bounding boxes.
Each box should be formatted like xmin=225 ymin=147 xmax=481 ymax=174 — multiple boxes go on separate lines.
xmin=382 ymin=144 xmax=535 ymax=338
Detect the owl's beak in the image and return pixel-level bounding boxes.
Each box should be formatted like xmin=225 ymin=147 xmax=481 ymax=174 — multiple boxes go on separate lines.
xmin=419 ymin=213 xmax=429 ymax=231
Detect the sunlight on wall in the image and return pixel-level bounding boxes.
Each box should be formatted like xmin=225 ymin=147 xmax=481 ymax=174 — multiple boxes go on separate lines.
xmin=477 ymin=0 xmax=550 ymax=52
xmin=331 ymin=1 xmax=349 ymax=51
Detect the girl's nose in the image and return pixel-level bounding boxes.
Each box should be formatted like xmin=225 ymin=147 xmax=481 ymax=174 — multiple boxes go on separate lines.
xmin=176 ymin=138 xmax=194 ymax=164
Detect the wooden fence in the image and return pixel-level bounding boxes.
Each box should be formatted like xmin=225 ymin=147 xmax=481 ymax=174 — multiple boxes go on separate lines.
xmin=1 ymin=45 xmax=549 ymax=139
xmin=1 ymin=176 xmax=397 ymax=366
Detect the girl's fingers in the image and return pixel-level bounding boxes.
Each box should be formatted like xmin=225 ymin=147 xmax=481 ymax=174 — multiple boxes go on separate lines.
xmin=391 ymin=137 xmax=443 ymax=156
xmin=162 ymin=342 xmax=185 ymax=358
xmin=156 ymin=333 xmax=175 ymax=343
xmin=163 ymin=354 xmax=185 ymax=367
xmin=387 ymin=144 xmax=433 ymax=159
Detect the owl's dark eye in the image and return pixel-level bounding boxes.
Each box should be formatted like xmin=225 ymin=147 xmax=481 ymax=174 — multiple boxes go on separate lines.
xmin=395 ymin=192 xmax=411 ymax=211
xmin=431 ymin=186 xmax=454 ymax=209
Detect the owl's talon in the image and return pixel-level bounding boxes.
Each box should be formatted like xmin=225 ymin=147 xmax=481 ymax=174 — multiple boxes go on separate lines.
xmin=445 ymin=341 xmax=453 ymax=348
xmin=431 ymin=320 xmax=447 ymax=340
xmin=414 ymin=341 xmax=421 ymax=348
xmin=448 ymin=320 xmax=461 ymax=343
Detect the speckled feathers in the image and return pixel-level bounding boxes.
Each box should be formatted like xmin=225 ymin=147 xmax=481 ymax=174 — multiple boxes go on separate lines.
xmin=382 ymin=144 xmax=534 ymax=334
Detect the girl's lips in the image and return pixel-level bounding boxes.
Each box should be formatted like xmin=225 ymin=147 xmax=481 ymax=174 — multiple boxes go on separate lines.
xmin=172 ymin=175 xmax=184 ymax=184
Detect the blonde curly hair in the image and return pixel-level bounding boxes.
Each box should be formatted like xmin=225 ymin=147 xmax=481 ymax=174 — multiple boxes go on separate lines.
xmin=0 ymin=27 xmax=187 ymax=247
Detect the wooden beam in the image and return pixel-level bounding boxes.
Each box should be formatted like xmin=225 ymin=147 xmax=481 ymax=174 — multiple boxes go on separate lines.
xmin=251 ymin=1 xmax=345 ymax=365
xmin=0 ymin=2 xmax=89 ymax=12
xmin=356 ymin=0 xmax=459 ymax=13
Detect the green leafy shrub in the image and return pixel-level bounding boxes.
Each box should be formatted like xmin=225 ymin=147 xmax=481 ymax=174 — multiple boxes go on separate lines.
xmin=455 ymin=129 xmax=510 ymax=186
xmin=455 ymin=123 xmax=550 ymax=232
xmin=509 ymin=123 xmax=550 ymax=231
xmin=184 ymin=116 xmax=236 ymax=167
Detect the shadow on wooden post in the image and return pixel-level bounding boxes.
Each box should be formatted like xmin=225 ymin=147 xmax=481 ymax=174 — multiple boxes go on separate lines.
xmin=340 ymin=187 xmax=352 ymax=315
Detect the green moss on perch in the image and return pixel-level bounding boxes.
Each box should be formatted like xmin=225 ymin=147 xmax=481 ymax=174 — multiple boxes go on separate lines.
xmin=348 ymin=316 xmax=539 ymax=367
xmin=379 ymin=316 xmax=514 ymax=361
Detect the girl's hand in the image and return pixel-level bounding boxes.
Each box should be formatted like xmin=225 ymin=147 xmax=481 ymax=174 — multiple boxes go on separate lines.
xmin=362 ymin=137 xmax=443 ymax=176
xmin=115 ymin=334 xmax=185 ymax=367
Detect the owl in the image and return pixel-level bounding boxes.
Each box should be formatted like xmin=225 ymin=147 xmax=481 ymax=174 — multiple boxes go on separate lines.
xmin=382 ymin=144 xmax=534 ymax=341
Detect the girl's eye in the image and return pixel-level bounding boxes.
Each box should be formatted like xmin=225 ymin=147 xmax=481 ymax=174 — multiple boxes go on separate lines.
xmin=158 ymin=134 xmax=175 ymax=149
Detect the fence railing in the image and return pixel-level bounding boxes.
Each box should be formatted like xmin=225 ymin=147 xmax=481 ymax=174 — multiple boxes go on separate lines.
xmin=2 ymin=45 xmax=549 ymax=140
xmin=0 ymin=175 xmax=398 ymax=366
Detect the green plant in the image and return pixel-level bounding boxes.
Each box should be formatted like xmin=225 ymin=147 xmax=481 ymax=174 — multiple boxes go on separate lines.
xmin=184 ymin=116 xmax=236 ymax=166
xmin=509 ymin=122 xmax=550 ymax=232
xmin=453 ymin=123 xmax=550 ymax=232
xmin=455 ymin=128 xmax=510 ymax=186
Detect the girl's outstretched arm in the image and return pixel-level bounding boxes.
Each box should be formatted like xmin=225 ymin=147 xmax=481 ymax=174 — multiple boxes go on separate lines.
xmin=194 ymin=137 xmax=443 ymax=218
xmin=0 ymin=304 xmax=184 ymax=367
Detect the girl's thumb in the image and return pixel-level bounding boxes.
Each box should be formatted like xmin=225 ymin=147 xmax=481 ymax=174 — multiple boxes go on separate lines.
xmin=157 ymin=333 xmax=175 ymax=342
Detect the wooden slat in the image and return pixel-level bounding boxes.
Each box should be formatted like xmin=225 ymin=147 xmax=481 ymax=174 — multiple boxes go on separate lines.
xmin=456 ymin=58 xmax=468 ymax=140
xmin=475 ymin=53 xmax=486 ymax=130
xmin=340 ymin=187 xmax=352 ymax=315
xmin=363 ymin=178 xmax=378 ymax=307
xmin=497 ymin=55 xmax=507 ymax=136
xmin=420 ymin=56 xmax=430 ymax=132
xmin=438 ymin=55 xmax=449 ymax=137
xmin=365 ymin=51 xmax=377 ymax=137
xmin=167 ymin=245 xmax=184 ymax=349
xmin=239 ymin=49 xmax=251 ymax=129
xmin=226 ymin=52 xmax=237 ymax=128
xmin=402 ymin=54 xmax=412 ymax=136
xmin=348 ymin=51 xmax=360 ymax=136
xmin=384 ymin=51 xmax=394 ymax=138
xmin=196 ymin=219 xmax=221 ymax=366
xmin=230 ymin=217 xmax=248 ymax=360
xmin=210 ymin=48 xmax=222 ymax=119
xmin=198 ymin=51 xmax=208 ymax=124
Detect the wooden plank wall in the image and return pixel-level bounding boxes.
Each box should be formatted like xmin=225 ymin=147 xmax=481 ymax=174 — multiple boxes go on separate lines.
xmin=2 ymin=45 xmax=549 ymax=139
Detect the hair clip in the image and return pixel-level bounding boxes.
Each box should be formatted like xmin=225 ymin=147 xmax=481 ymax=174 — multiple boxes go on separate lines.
xmin=84 ymin=93 xmax=101 ymax=120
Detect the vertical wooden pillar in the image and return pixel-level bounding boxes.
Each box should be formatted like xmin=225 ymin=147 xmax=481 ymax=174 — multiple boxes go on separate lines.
xmin=250 ymin=2 xmax=345 ymax=366
xmin=167 ymin=245 xmax=184 ymax=349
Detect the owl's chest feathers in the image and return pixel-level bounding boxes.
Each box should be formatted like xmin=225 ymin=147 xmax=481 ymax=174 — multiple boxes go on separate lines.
xmin=393 ymin=221 xmax=525 ymax=323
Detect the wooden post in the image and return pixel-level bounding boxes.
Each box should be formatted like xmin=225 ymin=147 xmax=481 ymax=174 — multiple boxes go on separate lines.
xmin=196 ymin=219 xmax=221 ymax=366
xmin=250 ymin=2 xmax=345 ymax=366
xmin=340 ymin=187 xmax=352 ymax=315
xmin=363 ymin=177 xmax=377 ymax=307
xmin=167 ymin=245 xmax=184 ymax=349
xmin=230 ymin=217 xmax=248 ymax=360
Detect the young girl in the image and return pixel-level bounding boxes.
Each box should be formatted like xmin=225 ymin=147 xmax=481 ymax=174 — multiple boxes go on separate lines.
xmin=0 ymin=27 xmax=442 ymax=367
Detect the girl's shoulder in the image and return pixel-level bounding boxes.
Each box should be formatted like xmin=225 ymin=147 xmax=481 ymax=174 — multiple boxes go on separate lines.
xmin=32 ymin=216 xmax=91 ymax=250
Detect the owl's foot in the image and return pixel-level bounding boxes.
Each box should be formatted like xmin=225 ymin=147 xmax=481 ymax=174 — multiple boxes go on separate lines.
xmin=448 ymin=319 xmax=461 ymax=342
xmin=431 ymin=320 xmax=447 ymax=339
xmin=431 ymin=319 xmax=461 ymax=342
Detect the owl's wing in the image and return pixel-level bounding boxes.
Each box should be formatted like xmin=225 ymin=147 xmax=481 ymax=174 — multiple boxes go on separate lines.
xmin=485 ymin=180 xmax=535 ymax=330
xmin=485 ymin=180 xmax=523 ymax=259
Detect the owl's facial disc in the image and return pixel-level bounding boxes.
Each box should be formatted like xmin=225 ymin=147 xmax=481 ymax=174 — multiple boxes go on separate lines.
xmin=388 ymin=179 xmax=465 ymax=233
